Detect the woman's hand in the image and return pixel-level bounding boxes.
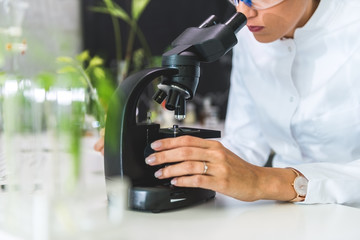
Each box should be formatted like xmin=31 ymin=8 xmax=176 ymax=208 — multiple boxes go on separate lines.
xmin=94 ymin=131 xmax=105 ymax=156
xmin=94 ymin=128 xmax=105 ymax=155
xmin=94 ymin=137 xmax=104 ymax=155
xmin=145 ymin=135 xmax=298 ymax=202
xmin=145 ymin=135 xmax=262 ymax=201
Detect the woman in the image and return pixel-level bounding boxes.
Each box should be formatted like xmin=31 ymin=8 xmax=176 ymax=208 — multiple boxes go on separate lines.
xmin=95 ymin=0 xmax=360 ymax=205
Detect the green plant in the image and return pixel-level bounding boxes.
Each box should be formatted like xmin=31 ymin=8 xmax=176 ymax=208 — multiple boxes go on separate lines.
xmin=56 ymin=50 xmax=116 ymax=128
xmin=34 ymin=69 xmax=86 ymax=188
xmin=28 ymin=52 xmax=116 ymax=188
xmin=90 ymin=0 xmax=159 ymax=82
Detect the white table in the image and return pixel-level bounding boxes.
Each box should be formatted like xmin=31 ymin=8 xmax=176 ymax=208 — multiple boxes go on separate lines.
xmin=1 ymin=193 xmax=360 ymax=240
xmin=116 ymin=194 xmax=360 ymax=240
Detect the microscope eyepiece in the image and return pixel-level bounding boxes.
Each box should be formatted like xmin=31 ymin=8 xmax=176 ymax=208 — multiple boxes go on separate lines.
xmin=225 ymin=12 xmax=247 ymax=34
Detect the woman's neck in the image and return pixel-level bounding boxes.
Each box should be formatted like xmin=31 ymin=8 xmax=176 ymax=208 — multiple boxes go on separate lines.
xmin=284 ymin=0 xmax=320 ymax=39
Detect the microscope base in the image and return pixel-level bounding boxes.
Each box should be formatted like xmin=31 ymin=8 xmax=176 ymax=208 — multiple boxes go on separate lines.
xmin=129 ymin=185 xmax=216 ymax=213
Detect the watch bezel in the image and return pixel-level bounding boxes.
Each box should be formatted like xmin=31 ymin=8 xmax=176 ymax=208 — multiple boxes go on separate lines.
xmin=287 ymin=168 xmax=308 ymax=202
xmin=294 ymin=175 xmax=308 ymax=197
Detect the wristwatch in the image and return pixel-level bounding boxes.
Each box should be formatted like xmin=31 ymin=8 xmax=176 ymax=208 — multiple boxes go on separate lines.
xmin=288 ymin=168 xmax=308 ymax=202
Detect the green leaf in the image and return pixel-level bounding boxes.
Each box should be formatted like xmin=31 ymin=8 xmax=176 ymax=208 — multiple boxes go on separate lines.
xmin=89 ymin=6 xmax=111 ymax=14
xmin=89 ymin=56 xmax=104 ymax=68
xmin=90 ymin=3 xmax=130 ymax=23
xmin=132 ymin=0 xmax=150 ymax=20
xmin=103 ymin=0 xmax=115 ymax=9
xmin=0 ymin=71 xmax=5 ymax=82
xmin=36 ymin=72 xmax=56 ymax=92
xmin=93 ymin=67 xmax=106 ymax=79
xmin=132 ymin=48 xmax=145 ymax=71
xmin=151 ymin=55 xmax=162 ymax=67
xmin=56 ymin=56 xmax=74 ymax=64
xmin=0 ymin=73 xmax=5 ymax=86
xmin=57 ymin=66 xmax=78 ymax=74
xmin=105 ymin=0 xmax=131 ymax=23
xmin=78 ymin=76 xmax=88 ymax=86
xmin=57 ymin=71 xmax=86 ymax=88
xmin=76 ymin=50 xmax=90 ymax=63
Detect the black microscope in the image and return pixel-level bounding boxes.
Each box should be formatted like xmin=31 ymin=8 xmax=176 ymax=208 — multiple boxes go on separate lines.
xmin=104 ymin=12 xmax=247 ymax=212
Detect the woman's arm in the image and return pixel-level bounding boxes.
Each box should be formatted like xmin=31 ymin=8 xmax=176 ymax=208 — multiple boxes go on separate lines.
xmin=146 ymin=135 xmax=299 ymax=202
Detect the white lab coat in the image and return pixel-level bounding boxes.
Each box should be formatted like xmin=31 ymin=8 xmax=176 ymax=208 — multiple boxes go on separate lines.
xmin=221 ymin=0 xmax=360 ymax=206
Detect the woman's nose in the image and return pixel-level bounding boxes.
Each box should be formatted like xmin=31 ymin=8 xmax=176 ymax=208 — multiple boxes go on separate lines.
xmin=236 ymin=3 xmax=258 ymax=19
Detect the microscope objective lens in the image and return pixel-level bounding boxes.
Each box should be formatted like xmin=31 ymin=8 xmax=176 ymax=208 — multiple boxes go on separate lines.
xmin=175 ymin=115 xmax=185 ymax=121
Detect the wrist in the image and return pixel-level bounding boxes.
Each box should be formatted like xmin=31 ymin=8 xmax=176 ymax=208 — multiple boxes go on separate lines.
xmin=255 ymin=167 xmax=299 ymax=201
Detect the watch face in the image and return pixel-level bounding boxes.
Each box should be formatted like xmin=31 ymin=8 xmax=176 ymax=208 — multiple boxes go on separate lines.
xmin=294 ymin=176 xmax=308 ymax=196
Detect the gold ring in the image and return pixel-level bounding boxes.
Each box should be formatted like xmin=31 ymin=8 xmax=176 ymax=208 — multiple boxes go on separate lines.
xmin=203 ymin=161 xmax=208 ymax=175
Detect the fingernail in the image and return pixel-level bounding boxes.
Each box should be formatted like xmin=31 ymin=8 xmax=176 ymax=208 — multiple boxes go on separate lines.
xmin=171 ymin=178 xmax=177 ymax=185
xmin=154 ymin=169 xmax=163 ymax=178
xmin=145 ymin=155 xmax=156 ymax=164
xmin=151 ymin=141 xmax=162 ymax=150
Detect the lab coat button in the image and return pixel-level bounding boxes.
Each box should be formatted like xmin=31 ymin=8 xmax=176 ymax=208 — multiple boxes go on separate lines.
xmin=288 ymin=46 xmax=292 ymax=52
xmin=289 ymin=96 xmax=295 ymax=102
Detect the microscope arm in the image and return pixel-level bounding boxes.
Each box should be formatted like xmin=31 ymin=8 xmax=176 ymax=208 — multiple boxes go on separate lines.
xmin=104 ymin=67 xmax=178 ymax=178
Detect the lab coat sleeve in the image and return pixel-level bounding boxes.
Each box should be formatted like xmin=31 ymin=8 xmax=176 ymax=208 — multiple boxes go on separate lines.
xmin=220 ymin=46 xmax=271 ymax=167
xmin=292 ymin=160 xmax=360 ymax=207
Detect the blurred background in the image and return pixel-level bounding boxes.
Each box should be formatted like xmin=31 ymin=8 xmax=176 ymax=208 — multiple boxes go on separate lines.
xmin=1 ymin=0 xmax=236 ymax=124
xmin=81 ymin=0 xmax=236 ymax=122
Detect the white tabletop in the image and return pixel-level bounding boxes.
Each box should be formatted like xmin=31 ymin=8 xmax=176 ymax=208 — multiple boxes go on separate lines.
xmin=116 ymin=194 xmax=360 ymax=240
xmin=1 ymin=193 xmax=360 ymax=240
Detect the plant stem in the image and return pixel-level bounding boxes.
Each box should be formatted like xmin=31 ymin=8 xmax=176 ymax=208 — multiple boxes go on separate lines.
xmin=135 ymin=24 xmax=153 ymax=65
xmin=111 ymin=15 xmax=122 ymax=65
xmin=78 ymin=66 xmax=106 ymax=127
xmin=124 ymin=21 xmax=137 ymax=77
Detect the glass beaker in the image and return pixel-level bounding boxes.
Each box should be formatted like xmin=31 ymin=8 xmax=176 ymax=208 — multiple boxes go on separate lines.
xmin=0 ymin=74 xmax=5 ymax=186
xmin=0 ymin=0 xmax=29 ymax=73
xmin=0 ymin=0 xmax=29 ymax=189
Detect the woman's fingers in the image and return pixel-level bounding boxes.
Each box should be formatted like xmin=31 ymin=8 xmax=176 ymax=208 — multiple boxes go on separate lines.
xmin=154 ymin=160 xmax=211 ymax=179
xmin=94 ymin=137 xmax=104 ymax=155
xmin=145 ymin=147 xmax=216 ymax=165
xmin=151 ymin=135 xmax=219 ymax=151
xmin=146 ymin=136 xmax=225 ymax=166
xmin=170 ymin=174 xmax=217 ymax=190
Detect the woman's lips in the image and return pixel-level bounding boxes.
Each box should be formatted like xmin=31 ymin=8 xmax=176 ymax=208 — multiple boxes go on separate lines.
xmin=247 ymin=25 xmax=264 ymax=32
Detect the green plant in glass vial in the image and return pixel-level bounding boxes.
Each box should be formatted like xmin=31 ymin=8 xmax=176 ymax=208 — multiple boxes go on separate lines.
xmin=57 ymin=50 xmax=116 ymax=129
xmin=32 ymin=70 xmax=82 ymax=192
xmin=53 ymin=51 xmax=114 ymax=188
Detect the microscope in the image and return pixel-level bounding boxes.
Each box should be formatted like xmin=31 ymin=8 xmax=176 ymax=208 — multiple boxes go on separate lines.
xmin=104 ymin=12 xmax=247 ymax=212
